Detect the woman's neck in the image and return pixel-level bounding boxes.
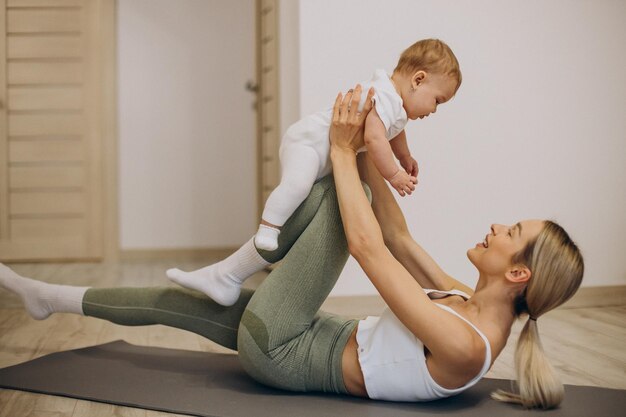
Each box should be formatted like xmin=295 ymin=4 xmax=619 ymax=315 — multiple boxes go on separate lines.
xmin=461 ymin=279 xmax=519 ymax=331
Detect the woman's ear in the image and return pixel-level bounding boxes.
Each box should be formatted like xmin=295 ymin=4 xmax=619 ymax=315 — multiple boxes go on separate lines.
xmin=411 ymin=71 xmax=427 ymax=89
xmin=505 ymin=265 xmax=532 ymax=284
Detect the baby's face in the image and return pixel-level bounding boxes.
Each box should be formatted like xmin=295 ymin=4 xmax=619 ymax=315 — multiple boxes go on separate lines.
xmin=403 ymin=72 xmax=457 ymax=120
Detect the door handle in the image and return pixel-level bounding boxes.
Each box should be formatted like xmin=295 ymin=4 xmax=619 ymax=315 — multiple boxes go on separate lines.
xmin=245 ymin=81 xmax=259 ymax=93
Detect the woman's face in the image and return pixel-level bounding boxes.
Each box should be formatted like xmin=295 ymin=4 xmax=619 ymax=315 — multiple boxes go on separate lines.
xmin=467 ymin=220 xmax=545 ymax=276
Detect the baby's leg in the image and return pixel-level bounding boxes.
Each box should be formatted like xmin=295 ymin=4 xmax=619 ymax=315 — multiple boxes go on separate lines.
xmin=255 ymin=144 xmax=322 ymax=251
xmin=0 ymin=263 xmax=252 ymax=351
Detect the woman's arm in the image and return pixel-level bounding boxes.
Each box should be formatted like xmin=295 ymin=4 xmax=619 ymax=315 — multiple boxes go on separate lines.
xmin=357 ymin=152 xmax=475 ymax=296
xmin=329 ymin=86 xmax=477 ymax=366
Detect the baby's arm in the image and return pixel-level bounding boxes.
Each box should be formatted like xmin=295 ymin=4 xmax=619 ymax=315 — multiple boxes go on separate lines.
xmin=391 ymin=131 xmax=419 ymax=177
xmin=364 ymin=108 xmax=417 ymax=196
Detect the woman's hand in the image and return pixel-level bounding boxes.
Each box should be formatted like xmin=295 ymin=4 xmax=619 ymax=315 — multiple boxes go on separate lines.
xmin=329 ymin=84 xmax=375 ymax=153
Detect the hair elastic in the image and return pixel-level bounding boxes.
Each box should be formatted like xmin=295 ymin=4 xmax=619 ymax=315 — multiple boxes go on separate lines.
xmin=529 ymin=316 xmax=537 ymax=321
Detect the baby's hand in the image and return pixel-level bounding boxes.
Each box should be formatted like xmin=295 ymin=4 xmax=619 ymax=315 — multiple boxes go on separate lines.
xmin=388 ymin=169 xmax=417 ymax=197
xmin=399 ymin=155 xmax=419 ymax=177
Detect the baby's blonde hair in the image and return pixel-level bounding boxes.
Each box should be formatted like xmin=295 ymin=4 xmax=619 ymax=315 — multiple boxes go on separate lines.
xmin=492 ymin=221 xmax=584 ymax=409
xmin=393 ymin=39 xmax=462 ymax=93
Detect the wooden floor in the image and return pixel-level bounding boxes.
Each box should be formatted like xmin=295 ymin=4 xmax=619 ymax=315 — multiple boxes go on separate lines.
xmin=0 ymin=261 xmax=625 ymax=416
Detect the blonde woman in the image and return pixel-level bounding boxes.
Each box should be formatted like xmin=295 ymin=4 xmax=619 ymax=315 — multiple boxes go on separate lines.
xmin=0 ymin=86 xmax=583 ymax=410
xmin=330 ymin=85 xmax=584 ymax=409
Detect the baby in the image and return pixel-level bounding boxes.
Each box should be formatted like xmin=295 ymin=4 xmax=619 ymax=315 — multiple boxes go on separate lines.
xmin=167 ymin=38 xmax=462 ymax=306
xmin=255 ymin=38 xmax=461 ymax=251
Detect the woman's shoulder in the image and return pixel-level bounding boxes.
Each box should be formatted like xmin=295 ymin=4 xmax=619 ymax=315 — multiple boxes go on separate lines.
xmin=424 ymin=305 xmax=492 ymax=389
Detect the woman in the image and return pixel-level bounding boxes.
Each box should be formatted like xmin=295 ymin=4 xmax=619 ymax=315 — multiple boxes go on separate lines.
xmin=0 ymin=85 xmax=583 ymax=410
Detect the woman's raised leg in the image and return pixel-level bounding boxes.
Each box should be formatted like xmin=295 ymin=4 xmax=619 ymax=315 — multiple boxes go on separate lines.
xmin=237 ymin=177 xmax=371 ymax=392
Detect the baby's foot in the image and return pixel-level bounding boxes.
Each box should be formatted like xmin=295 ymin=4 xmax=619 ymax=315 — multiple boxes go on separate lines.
xmin=0 ymin=263 xmax=87 ymax=320
xmin=166 ymin=265 xmax=241 ymax=307
xmin=254 ymin=224 xmax=280 ymax=251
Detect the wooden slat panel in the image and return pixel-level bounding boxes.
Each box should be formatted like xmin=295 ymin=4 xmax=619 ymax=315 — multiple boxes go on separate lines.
xmin=8 ymin=86 xmax=82 ymax=110
xmin=8 ymin=61 xmax=82 ymax=84
xmin=7 ymin=35 xmax=81 ymax=59
xmin=261 ymin=36 xmax=277 ymax=69
xmin=1 ymin=0 xmax=110 ymax=261
xmin=9 ymin=165 xmax=84 ymax=188
xmin=9 ymin=139 xmax=83 ymax=162
xmin=261 ymin=82 xmax=277 ymax=125
xmin=0 ymin=237 xmax=87 ymax=260
xmin=258 ymin=0 xmax=280 ymax=214
xmin=10 ymin=191 xmax=85 ymax=215
xmin=260 ymin=6 xmax=276 ymax=39
xmin=9 ymin=113 xmax=83 ymax=136
xmin=11 ymin=217 xmax=84 ymax=239
xmin=8 ymin=0 xmax=82 ymax=6
xmin=7 ymin=9 xmax=81 ymax=33
xmin=0 ymin=0 xmax=8 ymax=240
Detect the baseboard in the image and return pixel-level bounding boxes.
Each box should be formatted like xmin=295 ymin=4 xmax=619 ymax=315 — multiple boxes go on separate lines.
xmin=323 ymin=285 xmax=626 ymax=317
xmin=559 ymin=285 xmax=626 ymax=309
xmin=120 ymin=247 xmax=237 ymax=262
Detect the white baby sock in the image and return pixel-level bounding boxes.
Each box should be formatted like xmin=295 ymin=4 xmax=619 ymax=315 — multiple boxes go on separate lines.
xmin=254 ymin=224 xmax=280 ymax=251
xmin=166 ymin=237 xmax=270 ymax=306
xmin=0 ymin=263 xmax=88 ymax=320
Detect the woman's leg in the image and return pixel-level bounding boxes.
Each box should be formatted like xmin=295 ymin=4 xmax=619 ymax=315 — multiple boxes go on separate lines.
xmin=83 ymin=287 xmax=255 ymax=351
xmin=238 ymin=177 xmax=371 ymax=393
xmin=83 ymin=178 xmax=348 ymax=353
xmin=85 ymin=177 xmax=356 ymax=354
xmin=0 ymin=264 xmax=87 ymax=320
xmin=0 ymin=176 xmax=349 ymax=353
xmin=0 ymin=263 xmax=253 ymax=351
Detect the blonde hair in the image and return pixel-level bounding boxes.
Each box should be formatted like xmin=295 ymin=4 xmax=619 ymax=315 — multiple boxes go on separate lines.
xmin=393 ymin=39 xmax=462 ymax=93
xmin=492 ymin=221 xmax=584 ymax=409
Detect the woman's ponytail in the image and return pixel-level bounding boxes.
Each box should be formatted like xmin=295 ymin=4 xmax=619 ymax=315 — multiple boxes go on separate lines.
xmin=491 ymin=318 xmax=564 ymax=408
xmin=492 ymin=221 xmax=584 ymax=409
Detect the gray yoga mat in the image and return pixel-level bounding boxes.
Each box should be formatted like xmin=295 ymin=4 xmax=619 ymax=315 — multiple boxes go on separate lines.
xmin=0 ymin=340 xmax=623 ymax=417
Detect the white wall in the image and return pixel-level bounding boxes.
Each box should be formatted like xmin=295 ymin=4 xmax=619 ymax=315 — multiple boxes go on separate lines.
xmin=118 ymin=0 xmax=257 ymax=249
xmin=296 ymin=0 xmax=626 ymax=295
xmin=116 ymin=1 xmax=625 ymax=294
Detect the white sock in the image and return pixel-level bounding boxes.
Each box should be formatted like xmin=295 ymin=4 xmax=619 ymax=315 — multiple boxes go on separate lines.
xmin=166 ymin=237 xmax=270 ymax=306
xmin=254 ymin=224 xmax=280 ymax=251
xmin=0 ymin=263 xmax=89 ymax=320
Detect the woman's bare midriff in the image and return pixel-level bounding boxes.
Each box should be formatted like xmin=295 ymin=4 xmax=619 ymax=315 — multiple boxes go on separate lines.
xmin=341 ymin=326 xmax=368 ymax=397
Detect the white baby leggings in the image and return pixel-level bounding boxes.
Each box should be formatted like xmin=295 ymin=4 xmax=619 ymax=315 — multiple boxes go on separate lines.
xmin=261 ymin=144 xmax=326 ymax=227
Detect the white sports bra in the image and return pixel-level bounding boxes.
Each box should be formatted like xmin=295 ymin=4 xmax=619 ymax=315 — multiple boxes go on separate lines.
xmin=355 ymin=288 xmax=492 ymax=402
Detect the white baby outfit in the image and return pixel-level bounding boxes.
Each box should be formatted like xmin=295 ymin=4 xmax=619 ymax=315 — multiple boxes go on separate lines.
xmin=356 ymin=288 xmax=492 ymax=402
xmin=261 ymin=69 xmax=408 ymax=227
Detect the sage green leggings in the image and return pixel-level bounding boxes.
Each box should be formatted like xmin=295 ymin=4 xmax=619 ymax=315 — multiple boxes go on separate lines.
xmin=83 ymin=176 xmax=368 ymax=395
